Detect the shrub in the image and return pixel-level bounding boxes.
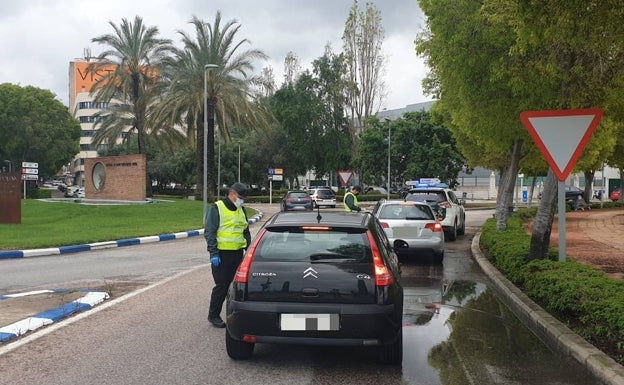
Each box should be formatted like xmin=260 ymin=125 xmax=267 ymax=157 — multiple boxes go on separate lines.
xmin=480 ymin=210 xmax=624 ymax=365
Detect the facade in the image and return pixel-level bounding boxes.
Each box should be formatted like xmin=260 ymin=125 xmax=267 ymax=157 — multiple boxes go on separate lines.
xmin=68 ymin=60 xmax=127 ymax=187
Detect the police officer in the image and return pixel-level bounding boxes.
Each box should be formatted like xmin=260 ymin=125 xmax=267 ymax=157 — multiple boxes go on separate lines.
xmin=204 ymin=182 xmax=251 ymax=328
xmin=344 ymin=185 xmax=363 ymax=212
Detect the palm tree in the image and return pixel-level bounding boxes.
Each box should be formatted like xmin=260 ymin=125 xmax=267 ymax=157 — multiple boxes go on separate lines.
xmin=88 ymin=15 xmax=175 ymax=197
xmin=156 ymin=13 xmax=273 ymax=203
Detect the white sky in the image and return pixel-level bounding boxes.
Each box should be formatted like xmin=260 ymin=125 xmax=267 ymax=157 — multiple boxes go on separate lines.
xmin=0 ymin=0 xmax=433 ymax=110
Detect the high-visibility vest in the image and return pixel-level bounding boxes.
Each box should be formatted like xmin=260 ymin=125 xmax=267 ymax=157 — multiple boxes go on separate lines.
xmin=344 ymin=191 xmax=358 ymax=212
xmin=215 ymin=200 xmax=247 ymax=250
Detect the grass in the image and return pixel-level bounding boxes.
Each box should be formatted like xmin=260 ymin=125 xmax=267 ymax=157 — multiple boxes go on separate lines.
xmin=0 ymin=199 xmax=256 ymax=250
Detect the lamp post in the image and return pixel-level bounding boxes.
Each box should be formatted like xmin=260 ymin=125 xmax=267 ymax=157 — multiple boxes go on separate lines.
xmin=203 ymin=64 xmax=219 ymax=222
xmin=386 ymin=119 xmax=391 ymax=199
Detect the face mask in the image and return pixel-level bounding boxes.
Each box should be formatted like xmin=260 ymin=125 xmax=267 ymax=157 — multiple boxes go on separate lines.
xmin=235 ymin=198 xmax=244 ymax=208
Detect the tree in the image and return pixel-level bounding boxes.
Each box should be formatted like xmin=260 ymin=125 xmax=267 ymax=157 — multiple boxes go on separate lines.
xmin=0 ymin=83 xmax=81 ymax=178
xmin=88 ymin=15 xmax=175 ymax=197
xmin=343 ymin=0 xmax=386 ymax=152
xmin=356 ymin=111 xmax=464 ymax=187
xmin=156 ymin=13 xmax=273 ymax=202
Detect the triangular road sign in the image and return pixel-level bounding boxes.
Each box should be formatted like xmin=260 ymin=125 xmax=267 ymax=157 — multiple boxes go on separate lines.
xmin=338 ymin=170 xmax=353 ymax=186
xmin=520 ymin=109 xmax=603 ymax=181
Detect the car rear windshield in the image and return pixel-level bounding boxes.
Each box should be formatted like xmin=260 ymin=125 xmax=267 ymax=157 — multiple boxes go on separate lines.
xmin=378 ymin=203 xmax=434 ymax=220
xmin=289 ymin=192 xmax=309 ymax=199
xmin=315 ymin=189 xmax=334 ymax=198
xmin=254 ymin=228 xmax=371 ymax=263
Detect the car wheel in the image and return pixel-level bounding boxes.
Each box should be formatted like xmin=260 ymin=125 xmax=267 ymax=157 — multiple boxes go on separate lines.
xmin=433 ymin=250 xmax=444 ymax=264
xmin=225 ymin=330 xmax=254 ymax=360
xmin=445 ymin=222 xmax=457 ymax=242
xmin=457 ymin=215 xmax=466 ymax=236
xmin=378 ymin=327 xmax=402 ymax=365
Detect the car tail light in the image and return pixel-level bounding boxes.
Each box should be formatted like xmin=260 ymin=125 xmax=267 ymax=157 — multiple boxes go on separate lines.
xmin=242 ymin=335 xmax=257 ymax=343
xmin=425 ymin=222 xmax=443 ymax=232
xmin=380 ymin=222 xmax=390 ymax=228
xmin=234 ymin=229 xmax=266 ymax=283
xmin=438 ymin=201 xmax=451 ymax=208
xmin=366 ymin=232 xmax=393 ymax=286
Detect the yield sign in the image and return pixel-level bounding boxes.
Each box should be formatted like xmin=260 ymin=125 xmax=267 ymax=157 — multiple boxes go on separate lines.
xmin=520 ymin=109 xmax=603 ymax=181
xmin=337 ymin=170 xmax=353 ymax=186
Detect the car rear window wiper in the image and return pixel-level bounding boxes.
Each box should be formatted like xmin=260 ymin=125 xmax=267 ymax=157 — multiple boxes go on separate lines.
xmin=309 ymin=252 xmax=357 ymax=262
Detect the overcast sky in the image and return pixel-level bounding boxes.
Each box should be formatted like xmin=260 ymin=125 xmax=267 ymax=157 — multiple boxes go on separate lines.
xmin=0 ymin=0 xmax=432 ymax=110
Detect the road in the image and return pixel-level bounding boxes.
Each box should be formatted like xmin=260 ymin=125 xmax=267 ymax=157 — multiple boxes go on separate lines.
xmin=0 ymin=204 xmax=602 ymax=385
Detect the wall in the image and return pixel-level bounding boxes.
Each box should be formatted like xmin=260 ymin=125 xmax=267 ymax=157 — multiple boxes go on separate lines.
xmin=84 ymin=154 xmax=146 ymax=201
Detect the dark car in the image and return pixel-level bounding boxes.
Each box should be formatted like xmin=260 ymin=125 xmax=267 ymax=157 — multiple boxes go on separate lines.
xmin=538 ymin=185 xmax=584 ymax=201
xmin=225 ymin=211 xmax=404 ymax=365
xmin=281 ymin=190 xmax=313 ymax=212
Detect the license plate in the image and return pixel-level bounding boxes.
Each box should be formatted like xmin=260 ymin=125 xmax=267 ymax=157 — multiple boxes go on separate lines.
xmin=280 ymin=313 xmax=339 ymax=331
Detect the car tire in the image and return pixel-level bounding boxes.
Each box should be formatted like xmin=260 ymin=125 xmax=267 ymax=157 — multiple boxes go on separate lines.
xmin=457 ymin=215 xmax=466 ymax=236
xmin=445 ymin=222 xmax=457 ymax=242
xmin=225 ymin=330 xmax=254 ymax=360
xmin=378 ymin=327 xmax=402 ymax=365
xmin=433 ymin=250 xmax=444 ymax=264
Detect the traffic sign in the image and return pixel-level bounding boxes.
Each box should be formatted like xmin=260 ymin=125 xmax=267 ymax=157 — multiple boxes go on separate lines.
xmin=520 ymin=109 xmax=603 ymax=181
xmin=21 ymin=174 xmax=38 ymax=181
xmin=338 ymin=170 xmax=353 ymax=186
xmin=22 ymin=162 xmax=38 ymax=168
xmin=22 ymin=168 xmax=38 ymax=175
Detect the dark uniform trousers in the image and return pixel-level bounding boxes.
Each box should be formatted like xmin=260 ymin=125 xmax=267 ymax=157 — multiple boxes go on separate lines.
xmin=208 ymin=248 xmax=244 ymax=319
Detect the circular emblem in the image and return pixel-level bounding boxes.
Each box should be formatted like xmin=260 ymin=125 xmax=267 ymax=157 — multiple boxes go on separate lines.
xmin=92 ymin=162 xmax=106 ymax=191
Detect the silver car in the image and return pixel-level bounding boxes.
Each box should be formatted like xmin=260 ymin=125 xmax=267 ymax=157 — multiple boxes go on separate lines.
xmin=372 ymin=199 xmax=445 ymax=263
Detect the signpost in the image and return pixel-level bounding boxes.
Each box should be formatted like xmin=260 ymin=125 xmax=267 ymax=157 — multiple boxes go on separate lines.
xmin=520 ymin=109 xmax=603 ymax=262
xmin=21 ymin=162 xmax=39 ymax=199
xmin=268 ymin=168 xmax=283 ymax=204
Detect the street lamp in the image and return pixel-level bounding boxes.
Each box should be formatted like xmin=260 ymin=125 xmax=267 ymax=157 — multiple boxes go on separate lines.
xmin=385 ymin=118 xmax=391 ymax=199
xmin=204 ymin=64 xmax=219 ymax=222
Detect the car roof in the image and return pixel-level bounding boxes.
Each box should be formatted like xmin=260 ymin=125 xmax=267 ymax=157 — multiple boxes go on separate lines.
xmin=266 ymin=211 xmax=370 ymax=229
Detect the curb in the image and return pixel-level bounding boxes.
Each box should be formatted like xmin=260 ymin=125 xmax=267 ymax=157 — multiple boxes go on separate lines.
xmin=0 ymin=209 xmax=264 ymax=260
xmin=0 ymin=290 xmax=109 ymax=343
xmin=471 ymin=232 xmax=624 ymax=385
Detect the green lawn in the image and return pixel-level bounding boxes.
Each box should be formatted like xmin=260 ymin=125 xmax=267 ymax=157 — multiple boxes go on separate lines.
xmin=0 ymin=199 xmax=255 ymax=250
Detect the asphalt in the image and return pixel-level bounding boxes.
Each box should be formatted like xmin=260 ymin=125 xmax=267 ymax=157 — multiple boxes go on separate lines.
xmin=1 ymin=203 xmax=624 ymax=385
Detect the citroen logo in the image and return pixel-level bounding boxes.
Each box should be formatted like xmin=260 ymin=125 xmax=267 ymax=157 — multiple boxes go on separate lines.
xmin=303 ymin=267 xmax=318 ymax=279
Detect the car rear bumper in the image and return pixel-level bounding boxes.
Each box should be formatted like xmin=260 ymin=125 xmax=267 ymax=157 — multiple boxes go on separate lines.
xmin=226 ymin=300 xmax=401 ymax=346
xmin=389 ymin=237 xmax=444 ymax=255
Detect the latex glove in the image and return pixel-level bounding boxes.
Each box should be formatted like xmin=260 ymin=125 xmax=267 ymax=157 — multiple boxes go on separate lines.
xmin=210 ymin=255 xmax=221 ymax=267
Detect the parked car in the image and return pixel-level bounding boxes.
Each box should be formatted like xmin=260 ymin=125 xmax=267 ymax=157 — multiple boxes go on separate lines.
xmin=611 ymin=188 xmax=621 ymax=202
xmin=76 ymin=187 xmax=85 ymax=198
xmin=225 ymin=211 xmax=404 ymax=365
xmin=538 ymin=185 xmax=585 ymax=201
xmin=404 ymin=183 xmax=466 ymax=241
xmin=64 ymin=185 xmax=80 ymax=198
xmin=281 ymin=190 xmax=313 ymax=212
xmin=365 ymin=186 xmax=388 ymax=195
xmin=372 ymin=199 xmax=445 ymax=263
xmin=308 ymin=187 xmax=337 ymax=208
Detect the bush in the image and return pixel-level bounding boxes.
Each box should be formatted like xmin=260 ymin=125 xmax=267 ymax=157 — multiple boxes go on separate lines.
xmin=480 ymin=210 xmax=624 ymax=365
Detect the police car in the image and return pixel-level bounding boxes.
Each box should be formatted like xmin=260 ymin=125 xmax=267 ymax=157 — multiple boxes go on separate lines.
xmin=403 ymin=182 xmax=466 ymax=241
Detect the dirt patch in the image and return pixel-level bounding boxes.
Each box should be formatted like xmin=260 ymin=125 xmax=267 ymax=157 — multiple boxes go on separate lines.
xmin=525 ymin=208 xmax=624 ymax=279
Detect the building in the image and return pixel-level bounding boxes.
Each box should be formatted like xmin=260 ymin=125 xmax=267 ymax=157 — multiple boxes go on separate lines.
xmin=68 ymin=60 xmax=130 ymax=187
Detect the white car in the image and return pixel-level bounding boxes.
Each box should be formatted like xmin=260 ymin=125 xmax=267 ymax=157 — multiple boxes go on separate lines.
xmin=372 ymin=199 xmax=445 ymax=263
xmin=308 ymin=188 xmax=337 ymax=208
xmin=404 ymin=184 xmax=466 ymax=241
